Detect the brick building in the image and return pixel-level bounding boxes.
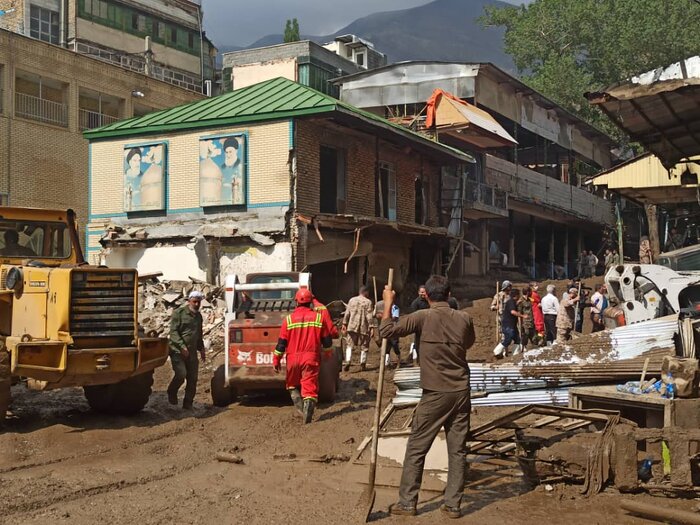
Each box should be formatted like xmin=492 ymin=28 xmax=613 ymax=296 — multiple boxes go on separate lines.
xmin=0 ymin=28 xmax=203 ymax=230
xmin=84 ymin=77 xmax=473 ymax=301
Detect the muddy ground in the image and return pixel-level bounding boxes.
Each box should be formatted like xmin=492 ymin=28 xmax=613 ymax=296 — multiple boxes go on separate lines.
xmin=1 ymin=275 xmax=697 ymax=524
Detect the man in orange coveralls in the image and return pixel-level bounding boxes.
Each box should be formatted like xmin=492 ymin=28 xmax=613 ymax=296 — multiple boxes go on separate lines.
xmin=274 ymin=288 xmax=334 ymax=424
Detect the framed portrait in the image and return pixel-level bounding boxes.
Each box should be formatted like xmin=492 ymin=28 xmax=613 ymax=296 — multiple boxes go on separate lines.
xmin=199 ymin=133 xmax=247 ymax=207
xmin=123 ymin=142 xmax=166 ymax=212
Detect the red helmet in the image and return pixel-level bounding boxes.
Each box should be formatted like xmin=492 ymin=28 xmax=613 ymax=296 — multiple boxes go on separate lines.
xmin=295 ymin=288 xmax=313 ymax=305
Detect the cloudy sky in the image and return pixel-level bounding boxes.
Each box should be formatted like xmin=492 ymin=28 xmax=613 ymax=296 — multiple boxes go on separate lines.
xmin=202 ymin=0 xmax=436 ymax=47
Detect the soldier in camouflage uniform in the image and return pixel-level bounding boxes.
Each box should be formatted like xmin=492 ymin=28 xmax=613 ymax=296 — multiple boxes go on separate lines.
xmin=517 ymin=287 xmax=540 ymax=349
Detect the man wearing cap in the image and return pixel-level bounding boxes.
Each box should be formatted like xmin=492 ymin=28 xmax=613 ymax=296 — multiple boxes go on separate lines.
xmin=168 ymin=291 xmax=206 ymax=409
xmin=490 ymin=280 xmax=512 ymax=314
xmin=274 ymin=288 xmax=334 ymax=423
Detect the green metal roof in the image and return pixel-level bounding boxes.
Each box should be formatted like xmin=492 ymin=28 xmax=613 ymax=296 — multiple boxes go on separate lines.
xmin=83 ymin=77 xmax=474 ymax=163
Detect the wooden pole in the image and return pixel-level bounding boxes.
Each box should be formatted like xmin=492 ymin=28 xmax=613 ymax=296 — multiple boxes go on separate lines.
xmin=620 ymin=500 xmax=700 ymax=525
xmin=495 ymin=280 xmax=501 ymax=343
xmin=645 ymin=203 xmax=660 ymax=263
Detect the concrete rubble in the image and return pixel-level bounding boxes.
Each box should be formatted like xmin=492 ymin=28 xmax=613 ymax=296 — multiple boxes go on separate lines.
xmin=138 ymin=275 xmax=226 ymax=354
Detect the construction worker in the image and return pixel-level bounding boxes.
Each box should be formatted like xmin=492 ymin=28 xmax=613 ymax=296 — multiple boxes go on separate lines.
xmin=541 ymin=284 xmax=559 ymax=345
xmin=529 ymin=282 xmax=545 ymax=344
xmin=517 ymin=287 xmax=538 ymax=349
xmin=341 ymin=286 xmax=374 ymax=371
xmin=273 ymin=288 xmax=333 ymax=424
xmin=375 ymin=299 xmax=401 ymax=368
xmin=490 ymin=280 xmax=512 ymax=313
xmin=379 ymin=275 xmax=475 ymax=519
xmin=409 ymin=285 xmax=429 ymax=366
xmin=168 ymin=290 xmax=206 ymax=409
xmin=666 ymin=228 xmax=684 ymax=252
xmin=589 ymin=284 xmax=608 ymax=333
xmin=639 ymin=236 xmax=653 ymax=264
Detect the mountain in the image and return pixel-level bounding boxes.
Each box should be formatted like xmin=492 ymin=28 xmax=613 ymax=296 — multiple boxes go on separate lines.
xmin=239 ymin=0 xmax=514 ymax=71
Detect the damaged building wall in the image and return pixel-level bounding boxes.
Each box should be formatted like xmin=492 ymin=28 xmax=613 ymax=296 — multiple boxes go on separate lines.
xmin=87 ymin=119 xmax=292 ymax=260
xmin=219 ymin=242 xmax=293 ymax=283
xmin=294 ymin=119 xmax=441 ymax=225
xmin=106 ymin=245 xmax=208 ymax=281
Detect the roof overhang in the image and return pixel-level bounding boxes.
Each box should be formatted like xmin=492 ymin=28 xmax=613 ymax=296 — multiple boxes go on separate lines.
xmin=429 ymin=91 xmax=517 ymax=149
xmin=586 ymin=56 xmax=700 ymax=169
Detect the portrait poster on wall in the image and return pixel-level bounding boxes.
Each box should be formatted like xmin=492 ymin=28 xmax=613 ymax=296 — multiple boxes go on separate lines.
xmin=123 ymin=143 xmax=166 ymax=212
xmin=199 ymin=134 xmax=246 ymax=207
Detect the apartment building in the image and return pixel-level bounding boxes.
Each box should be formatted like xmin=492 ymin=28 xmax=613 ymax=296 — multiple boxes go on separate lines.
xmin=0 ymin=28 xmax=203 ymax=231
xmin=322 ymin=34 xmax=387 ymax=70
xmin=0 ymin=0 xmax=216 ymax=93
xmin=333 ymin=62 xmax=617 ymax=277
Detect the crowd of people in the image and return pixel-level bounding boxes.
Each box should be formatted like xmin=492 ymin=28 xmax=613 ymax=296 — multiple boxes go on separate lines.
xmin=490 ymin=278 xmax=609 ymax=358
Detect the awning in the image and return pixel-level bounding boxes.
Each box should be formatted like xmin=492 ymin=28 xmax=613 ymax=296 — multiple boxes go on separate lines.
xmin=588 ymin=152 xmax=700 ymax=205
xmin=425 ymin=89 xmax=518 ymax=149
xmin=586 ymin=56 xmax=700 ymax=169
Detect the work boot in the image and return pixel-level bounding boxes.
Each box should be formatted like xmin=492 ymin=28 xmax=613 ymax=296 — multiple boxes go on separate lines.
xmin=289 ymin=388 xmax=303 ymax=416
xmin=440 ymin=505 xmax=460 ymax=519
xmin=302 ymin=399 xmax=316 ymax=424
xmin=389 ymin=503 xmax=417 ymax=517
xmin=493 ymin=343 xmax=505 ymax=359
xmin=512 ymin=344 xmax=523 ymax=356
xmin=168 ymin=392 xmax=178 ymax=405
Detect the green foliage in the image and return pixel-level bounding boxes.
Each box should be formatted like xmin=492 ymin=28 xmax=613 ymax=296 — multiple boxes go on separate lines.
xmin=482 ymin=0 xmax=700 ymax=139
xmin=284 ymin=18 xmax=300 ymax=43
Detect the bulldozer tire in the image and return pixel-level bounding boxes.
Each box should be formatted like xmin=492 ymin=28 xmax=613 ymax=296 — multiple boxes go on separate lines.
xmin=83 ymin=370 xmax=154 ymax=415
xmin=0 ymin=350 xmax=11 ymax=426
xmin=319 ymin=349 xmax=340 ymax=403
xmin=211 ymin=365 xmax=235 ymax=407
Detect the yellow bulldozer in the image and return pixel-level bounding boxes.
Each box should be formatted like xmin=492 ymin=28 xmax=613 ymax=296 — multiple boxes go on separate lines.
xmin=0 ymin=207 xmax=169 ymax=425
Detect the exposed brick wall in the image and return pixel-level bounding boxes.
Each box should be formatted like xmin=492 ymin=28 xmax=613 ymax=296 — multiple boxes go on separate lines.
xmin=295 ymin=118 xmax=441 ymax=226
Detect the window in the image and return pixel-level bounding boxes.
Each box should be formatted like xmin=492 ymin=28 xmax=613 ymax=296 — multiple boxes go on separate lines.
xmin=377 ymin=161 xmax=396 ymax=220
xmin=0 ymin=219 xmax=72 ymax=259
xmin=29 ymin=4 xmax=59 ymax=44
xmin=188 ymin=32 xmax=194 ymax=49
xmin=131 ymin=13 xmax=145 ymax=32
xmin=355 ymin=52 xmax=365 ymax=67
xmin=319 ymin=146 xmax=346 ymax=214
xmin=415 ymin=176 xmax=428 ymax=225
xmin=152 ymin=20 xmax=165 ymax=39
xmin=170 ymin=26 xmax=177 ymax=43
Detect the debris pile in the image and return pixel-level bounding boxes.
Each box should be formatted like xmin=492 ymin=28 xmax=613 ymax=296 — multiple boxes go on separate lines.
xmin=393 ymin=316 xmax=678 ymax=407
xmin=138 ymin=275 xmax=226 ymax=354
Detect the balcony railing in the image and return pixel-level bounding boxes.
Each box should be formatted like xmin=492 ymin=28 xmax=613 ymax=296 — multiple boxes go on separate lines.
xmin=484 ymin=155 xmax=614 ymax=225
xmin=72 ymin=41 xmax=203 ymax=94
xmin=15 ymin=92 xmax=68 ymax=127
xmin=462 ymin=180 xmax=509 ymax=218
xmin=79 ymin=109 xmax=119 ymax=130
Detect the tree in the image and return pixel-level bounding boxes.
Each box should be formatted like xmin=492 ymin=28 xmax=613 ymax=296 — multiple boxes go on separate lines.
xmin=283 ymin=18 xmax=300 ymax=43
xmin=481 ymin=0 xmax=700 ymax=139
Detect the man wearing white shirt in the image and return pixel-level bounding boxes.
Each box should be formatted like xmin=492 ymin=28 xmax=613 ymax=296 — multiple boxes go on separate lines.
xmin=589 ymin=284 xmax=608 ymax=333
xmin=541 ymin=285 xmax=559 ymax=345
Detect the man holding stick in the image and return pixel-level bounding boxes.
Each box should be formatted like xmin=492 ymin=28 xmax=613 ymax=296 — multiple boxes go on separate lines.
xmin=379 ymin=275 xmax=475 ymax=519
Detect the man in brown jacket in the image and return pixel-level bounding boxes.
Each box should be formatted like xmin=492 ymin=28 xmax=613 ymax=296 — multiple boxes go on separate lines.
xmin=379 ymin=275 xmax=475 ymax=520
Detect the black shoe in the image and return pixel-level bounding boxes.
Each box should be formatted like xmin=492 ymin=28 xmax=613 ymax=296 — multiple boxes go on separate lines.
xmin=440 ymin=505 xmax=460 ymax=519
xmin=168 ymin=393 xmax=178 ymax=405
xmin=389 ymin=503 xmax=417 ymax=516
xmin=302 ymin=399 xmax=316 ymax=424
xmin=182 ymin=401 xmax=193 ymax=410
xmin=289 ymin=389 xmax=303 ymax=415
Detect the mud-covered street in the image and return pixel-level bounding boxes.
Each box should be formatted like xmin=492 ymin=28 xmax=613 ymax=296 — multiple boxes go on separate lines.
xmin=2 ymin=283 xmax=697 ymax=525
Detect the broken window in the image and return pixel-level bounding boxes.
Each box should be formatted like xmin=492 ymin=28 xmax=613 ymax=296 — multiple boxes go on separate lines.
xmin=319 ymin=146 xmax=346 ymax=214
xmin=415 ymin=175 xmax=428 ymax=225
xmin=377 ymin=161 xmax=396 ymax=220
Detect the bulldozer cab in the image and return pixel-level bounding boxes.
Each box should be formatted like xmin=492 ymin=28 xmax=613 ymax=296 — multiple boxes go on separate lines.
xmin=0 ymin=208 xmax=82 ymax=266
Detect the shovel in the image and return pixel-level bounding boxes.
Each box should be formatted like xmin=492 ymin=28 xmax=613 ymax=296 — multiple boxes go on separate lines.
xmin=358 ymin=267 xmax=393 ymax=522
